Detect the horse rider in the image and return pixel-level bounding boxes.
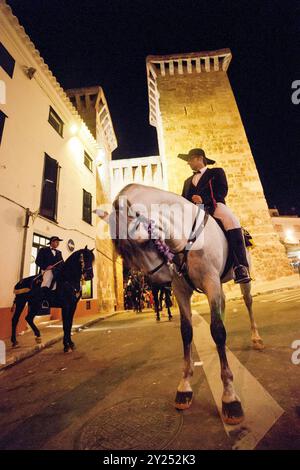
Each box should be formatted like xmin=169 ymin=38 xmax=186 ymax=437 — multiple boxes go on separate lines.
xmin=35 ymin=236 xmax=64 ymax=292
xmin=179 ymin=148 xmax=251 ymax=284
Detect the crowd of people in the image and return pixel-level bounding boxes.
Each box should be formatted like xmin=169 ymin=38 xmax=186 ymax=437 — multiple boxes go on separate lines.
xmin=123 ymin=271 xmax=173 ymax=320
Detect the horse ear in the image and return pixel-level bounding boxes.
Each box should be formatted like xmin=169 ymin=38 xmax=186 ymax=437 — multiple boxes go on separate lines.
xmin=85 ymin=245 xmax=87 ymax=250
xmin=91 ymin=248 xmax=95 ymax=252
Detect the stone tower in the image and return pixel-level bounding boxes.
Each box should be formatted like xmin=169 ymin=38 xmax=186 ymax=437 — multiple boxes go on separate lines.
xmin=146 ymin=49 xmax=292 ymax=281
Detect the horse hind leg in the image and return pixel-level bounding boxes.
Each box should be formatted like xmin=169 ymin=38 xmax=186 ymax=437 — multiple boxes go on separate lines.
xmin=11 ymin=296 xmax=27 ymax=347
xmin=240 ymin=282 xmax=265 ymax=350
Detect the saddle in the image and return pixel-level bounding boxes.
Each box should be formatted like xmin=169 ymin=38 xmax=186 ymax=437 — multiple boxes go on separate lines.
xmin=174 ymin=211 xmax=253 ymax=292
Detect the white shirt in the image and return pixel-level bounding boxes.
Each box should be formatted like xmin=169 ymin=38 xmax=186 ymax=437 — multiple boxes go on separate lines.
xmin=192 ymin=166 xmax=207 ymax=186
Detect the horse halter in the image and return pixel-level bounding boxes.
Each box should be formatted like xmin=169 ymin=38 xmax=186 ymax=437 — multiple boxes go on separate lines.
xmin=140 ymin=206 xmax=208 ymax=291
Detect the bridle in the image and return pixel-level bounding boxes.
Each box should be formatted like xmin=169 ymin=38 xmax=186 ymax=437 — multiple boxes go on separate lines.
xmin=135 ymin=206 xmax=209 ymax=293
xmin=79 ymin=252 xmax=93 ymax=281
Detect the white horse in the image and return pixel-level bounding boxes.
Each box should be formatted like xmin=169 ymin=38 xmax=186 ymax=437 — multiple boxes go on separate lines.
xmin=97 ymin=183 xmax=264 ymax=425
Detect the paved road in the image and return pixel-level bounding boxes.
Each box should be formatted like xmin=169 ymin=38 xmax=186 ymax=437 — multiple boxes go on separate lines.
xmin=0 ymin=288 xmax=299 ymax=450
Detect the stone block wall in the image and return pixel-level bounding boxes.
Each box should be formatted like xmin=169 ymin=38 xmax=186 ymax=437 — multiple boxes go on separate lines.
xmin=153 ymin=61 xmax=292 ymax=281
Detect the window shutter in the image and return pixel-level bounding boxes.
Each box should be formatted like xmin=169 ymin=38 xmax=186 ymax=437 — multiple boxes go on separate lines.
xmin=0 ymin=43 xmax=15 ymax=78
xmin=40 ymin=154 xmax=59 ymax=220
xmin=83 ymin=189 xmax=92 ymax=224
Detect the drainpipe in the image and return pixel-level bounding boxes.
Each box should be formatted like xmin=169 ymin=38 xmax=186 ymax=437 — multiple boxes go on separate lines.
xmin=19 ymin=208 xmax=31 ymax=280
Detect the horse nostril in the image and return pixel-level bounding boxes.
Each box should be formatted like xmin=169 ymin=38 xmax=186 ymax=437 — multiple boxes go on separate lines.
xmin=136 ymin=222 xmax=140 ymax=230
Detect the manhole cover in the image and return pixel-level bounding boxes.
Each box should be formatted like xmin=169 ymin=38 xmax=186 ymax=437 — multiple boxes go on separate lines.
xmin=76 ymin=397 xmax=183 ymax=450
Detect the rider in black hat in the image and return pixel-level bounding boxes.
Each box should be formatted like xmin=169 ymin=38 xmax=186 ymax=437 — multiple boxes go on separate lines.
xmin=178 ymin=148 xmax=250 ymax=284
xmin=35 ymin=236 xmax=64 ymax=290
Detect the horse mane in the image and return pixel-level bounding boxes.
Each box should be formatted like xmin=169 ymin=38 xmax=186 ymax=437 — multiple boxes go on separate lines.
xmin=61 ymin=248 xmax=95 ymax=281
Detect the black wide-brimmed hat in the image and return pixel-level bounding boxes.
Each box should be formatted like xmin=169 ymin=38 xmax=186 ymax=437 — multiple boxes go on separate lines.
xmin=177 ymin=148 xmax=216 ymax=165
xmin=47 ymin=236 xmax=63 ymax=245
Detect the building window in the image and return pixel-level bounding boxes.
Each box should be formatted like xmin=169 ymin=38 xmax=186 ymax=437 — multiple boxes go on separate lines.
xmin=84 ymin=151 xmax=93 ymax=172
xmin=82 ymin=189 xmax=92 ymax=224
xmin=30 ymin=233 xmax=51 ymax=276
xmin=0 ymin=110 xmax=7 ymax=145
xmin=0 ymin=43 xmax=15 ymax=78
xmin=48 ymin=106 xmax=64 ymax=137
xmin=40 ymin=154 xmax=60 ymax=221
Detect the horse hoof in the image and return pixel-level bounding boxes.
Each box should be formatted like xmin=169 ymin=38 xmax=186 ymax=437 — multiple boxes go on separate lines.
xmin=64 ymin=345 xmax=71 ymax=353
xmin=168 ymin=316 xmax=173 ymax=321
xmin=222 ymin=400 xmax=244 ymax=425
xmin=11 ymin=341 xmax=19 ymax=348
xmin=252 ymin=339 xmax=265 ymax=351
xmin=35 ymin=337 xmax=42 ymax=344
xmin=174 ymin=391 xmax=193 ymax=410
xmin=69 ymin=342 xmax=76 ymax=351
xmin=156 ymin=317 xmax=160 ymax=322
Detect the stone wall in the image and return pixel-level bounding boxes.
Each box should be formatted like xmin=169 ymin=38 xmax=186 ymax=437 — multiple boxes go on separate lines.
xmin=152 ymin=58 xmax=292 ymax=281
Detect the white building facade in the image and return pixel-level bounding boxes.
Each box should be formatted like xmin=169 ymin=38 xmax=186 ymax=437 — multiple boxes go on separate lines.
xmin=0 ymin=2 xmax=102 ymax=338
xmin=109 ymin=155 xmax=165 ymax=201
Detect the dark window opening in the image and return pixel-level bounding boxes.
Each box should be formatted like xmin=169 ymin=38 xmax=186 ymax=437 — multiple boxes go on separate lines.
xmin=80 ymin=95 xmax=86 ymax=107
xmin=0 ymin=43 xmax=15 ymax=78
xmin=82 ymin=189 xmax=92 ymax=224
xmin=48 ymin=106 xmax=64 ymax=137
xmin=0 ymin=110 xmax=7 ymax=145
xmin=69 ymin=96 xmax=76 ymax=106
xmin=40 ymin=154 xmax=60 ymax=221
xmin=30 ymin=233 xmax=51 ymax=276
xmin=84 ymin=151 xmax=93 ymax=172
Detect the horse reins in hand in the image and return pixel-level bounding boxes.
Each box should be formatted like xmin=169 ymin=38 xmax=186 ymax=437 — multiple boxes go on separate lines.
xmin=33 ymin=259 xmax=64 ymax=281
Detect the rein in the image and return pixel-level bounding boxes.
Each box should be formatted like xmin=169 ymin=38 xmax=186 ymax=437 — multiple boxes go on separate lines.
xmin=63 ymin=252 xmax=92 ymax=297
xmin=143 ymin=205 xmax=209 ymax=293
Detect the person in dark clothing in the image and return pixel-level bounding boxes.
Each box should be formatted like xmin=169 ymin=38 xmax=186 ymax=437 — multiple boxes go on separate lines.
xmin=35 ymin=236 xmax=64 ymax=290
xmin=179 ymin=148 xmax=250 ymax=284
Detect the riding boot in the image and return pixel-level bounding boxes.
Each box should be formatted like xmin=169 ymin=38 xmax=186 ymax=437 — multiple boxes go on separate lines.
xmin=227 ymin=228 xmax=251 ymax=284
xmin=39 ymin=287 xmax=50 ymax=308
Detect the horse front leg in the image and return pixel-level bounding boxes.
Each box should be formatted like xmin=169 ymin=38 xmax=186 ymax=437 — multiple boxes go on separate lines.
xmin=205 ymin=279 xmax=244 ymax=425
xmin=62 ymin=304 xmax=71 ymax=353
xmin=68 ymin=300 xmax=79 ymax=350
xmin=240 ymin=282 xmax=265 ymax=350
xmin=25 ymin=301 xmax=41 ymax=343
xmin=173 ymin=279 xmax=194 ymax=410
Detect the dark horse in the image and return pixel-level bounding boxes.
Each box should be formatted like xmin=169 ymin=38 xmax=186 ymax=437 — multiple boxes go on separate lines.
xmin=11 ymin=247 xmax=94 ymax=352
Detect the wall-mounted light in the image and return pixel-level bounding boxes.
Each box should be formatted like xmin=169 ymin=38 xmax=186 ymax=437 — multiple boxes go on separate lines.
xmin=285 ymin=228 xmax=297 ymax=244
xmin=70 ymin=123 xmax=79 ymax=135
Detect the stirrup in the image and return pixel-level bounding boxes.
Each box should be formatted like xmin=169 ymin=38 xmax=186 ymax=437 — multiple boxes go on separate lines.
xmin=233 ymin=265 xmax=251 ymax=284
xmin=41 ymin=300 xmax=49 ymax=309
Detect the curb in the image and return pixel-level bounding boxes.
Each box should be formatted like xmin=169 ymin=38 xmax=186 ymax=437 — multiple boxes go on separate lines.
xmin=0 ymin=310 xmax=123 ymax=372
xmin=192 ymin=283 xmax=300 ymax=306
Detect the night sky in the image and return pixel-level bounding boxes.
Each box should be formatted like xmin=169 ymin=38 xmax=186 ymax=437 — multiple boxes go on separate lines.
xmin=7 ymin=0 xmax=300 ymax=214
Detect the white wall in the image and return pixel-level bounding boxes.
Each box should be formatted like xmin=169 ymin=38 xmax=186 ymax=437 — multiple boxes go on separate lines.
xmin=0 ymin=13 xmax=98 ymax=307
